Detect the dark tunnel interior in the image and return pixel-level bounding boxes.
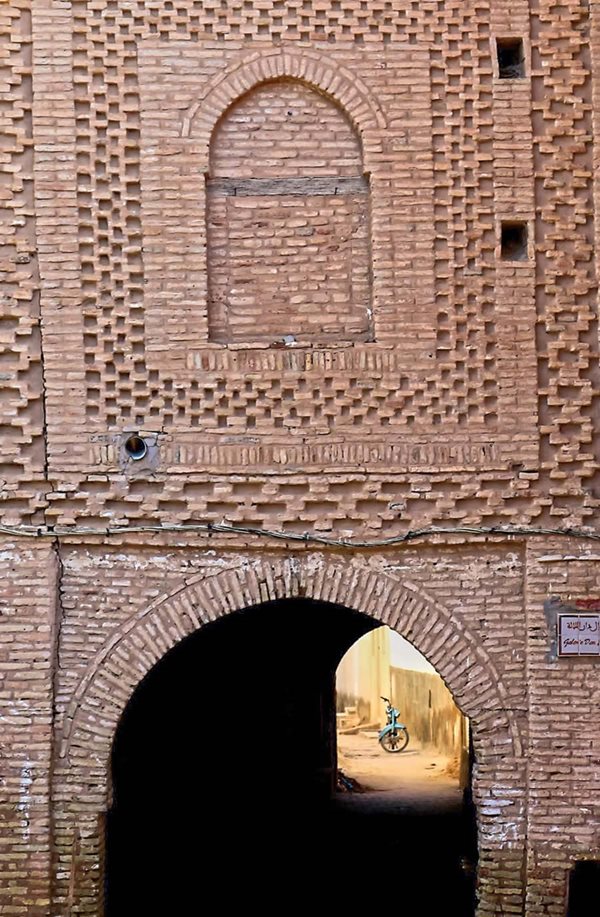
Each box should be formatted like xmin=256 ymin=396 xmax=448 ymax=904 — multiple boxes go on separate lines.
xmin=107 ymin=599 xmax=476 ymax=916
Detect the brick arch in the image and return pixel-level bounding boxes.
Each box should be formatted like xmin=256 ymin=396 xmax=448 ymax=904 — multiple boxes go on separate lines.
xmin=181 ymin=48 xmax=387 ymax=170
xmin=60 ymin=556 xmax=520 ymax=766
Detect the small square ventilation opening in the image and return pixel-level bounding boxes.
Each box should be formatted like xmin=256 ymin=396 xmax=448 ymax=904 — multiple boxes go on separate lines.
xmin=500 ymin=222 xmax=528 ymax=261
xmin=496 ymin=38 xmax=525 ymax=79
xmin=568 ymin=861 xmax=600 ymax=916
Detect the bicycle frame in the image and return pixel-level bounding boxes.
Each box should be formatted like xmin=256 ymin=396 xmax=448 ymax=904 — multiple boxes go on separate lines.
xmin=378 ymin=698 xmax=406 ymax=740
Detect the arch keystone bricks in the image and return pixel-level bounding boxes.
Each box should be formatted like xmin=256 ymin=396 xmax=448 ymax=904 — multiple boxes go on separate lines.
xmin=181 ymin=47 xmax=387 ymax=166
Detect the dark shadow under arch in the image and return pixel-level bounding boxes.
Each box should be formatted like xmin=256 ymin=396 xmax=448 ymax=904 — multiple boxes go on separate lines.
xmin=107 ymin=599 xmax=476 ymax=916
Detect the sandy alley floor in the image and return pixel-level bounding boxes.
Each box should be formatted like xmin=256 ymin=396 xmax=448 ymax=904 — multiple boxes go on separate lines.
xmin=338 ymin=730 xmax=461 ymax=804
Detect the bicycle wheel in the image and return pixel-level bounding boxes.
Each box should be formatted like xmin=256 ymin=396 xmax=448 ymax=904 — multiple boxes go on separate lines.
xmin=379 ymin=727 xmax=409 ymax=753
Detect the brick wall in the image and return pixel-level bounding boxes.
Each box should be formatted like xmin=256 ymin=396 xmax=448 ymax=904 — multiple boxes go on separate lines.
xmin=207 ymin=80 xmax=371 ymax=343
xmin=50 ymin=547 xmax=527 ymax=914
xmin=0 ymin=540 xmax=57 ymax=916
xmin=0 ymin=0 xmax=598 ymax=913
xmin=0 ymin=2 xmax=45 ymax=525
xmin=525 ymin=539 xmax=600 ymax=915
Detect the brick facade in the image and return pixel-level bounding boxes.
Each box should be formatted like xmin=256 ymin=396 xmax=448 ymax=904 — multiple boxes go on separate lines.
xmin=0 ymin=0 xmax=599 ymax=914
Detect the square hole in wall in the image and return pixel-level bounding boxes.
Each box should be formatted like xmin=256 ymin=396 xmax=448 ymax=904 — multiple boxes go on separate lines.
xmin=500 ymin=222 xmax=528 ymax=261
xmin=496 ymin=38 xmax=525 ymax=79
xmin=568 ymin=861 xmax=600 ymax=916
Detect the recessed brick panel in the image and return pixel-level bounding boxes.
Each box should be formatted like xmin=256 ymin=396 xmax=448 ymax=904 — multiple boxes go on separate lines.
xmin=207 ymin=189 xmax=371 ymax=342
xmin=207 ymin=79 xmax=372 ymax=343
xmin=209 ymin=81 xmax=364 ymax=180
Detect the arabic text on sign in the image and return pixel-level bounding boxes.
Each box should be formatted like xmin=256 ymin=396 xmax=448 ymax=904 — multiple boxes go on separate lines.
xmin=558 ymin=614 xmax=600 ymax=656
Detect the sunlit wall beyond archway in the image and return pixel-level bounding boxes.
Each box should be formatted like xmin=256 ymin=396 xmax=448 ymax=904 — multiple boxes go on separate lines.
xmin=336 ymin=627 xmax=469 ymax=766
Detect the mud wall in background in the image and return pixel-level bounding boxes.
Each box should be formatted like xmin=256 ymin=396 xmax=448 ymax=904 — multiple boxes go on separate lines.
xmin=391 ymin=666 xmax=468 ymax=760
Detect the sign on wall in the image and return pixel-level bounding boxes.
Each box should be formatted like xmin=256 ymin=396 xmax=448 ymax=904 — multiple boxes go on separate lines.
xmin=557 ymin=613 xmax=600 ymax=656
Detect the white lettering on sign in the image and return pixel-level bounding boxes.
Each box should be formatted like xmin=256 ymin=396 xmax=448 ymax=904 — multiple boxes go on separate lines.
xmin=558 ymin=614 xmax=600 ymax=656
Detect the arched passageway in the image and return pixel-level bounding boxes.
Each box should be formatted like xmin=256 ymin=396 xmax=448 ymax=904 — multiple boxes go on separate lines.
xmin=107 ymin=599 xmax=476 ymax=915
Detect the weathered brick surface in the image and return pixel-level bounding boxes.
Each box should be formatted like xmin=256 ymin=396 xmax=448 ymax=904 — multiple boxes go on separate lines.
xmin=207 ymin=78 xmax=370 ymax=343
xmin=0 ymin=0 xmax=599 ymax=914
xmin=525 ymin=539 xmax=600 ymax=916
xmin=0 ymin=2 xmax=45 ymax=524
xmin=0 ymin=540 xmax=57 ymax=915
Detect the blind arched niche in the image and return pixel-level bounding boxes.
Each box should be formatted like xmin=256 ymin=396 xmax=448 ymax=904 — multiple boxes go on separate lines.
xmin=206 ymin=79 xmax=372 ymax=344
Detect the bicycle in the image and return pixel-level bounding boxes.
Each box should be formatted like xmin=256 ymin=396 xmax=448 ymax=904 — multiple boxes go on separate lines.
xmin=378 ymin=696 xmax=410 ymax=753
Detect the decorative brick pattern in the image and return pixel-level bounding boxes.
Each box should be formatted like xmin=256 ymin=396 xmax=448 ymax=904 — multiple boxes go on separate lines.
xmin=531 ymin=0 xmax=599 ymax=505
xmin=0 ymin=3 xmax=45 ymax=523
xmin=0 ymin=1 xmax=599 ymax=915
xmin=31 ymin=1 xmax=539 ymax=494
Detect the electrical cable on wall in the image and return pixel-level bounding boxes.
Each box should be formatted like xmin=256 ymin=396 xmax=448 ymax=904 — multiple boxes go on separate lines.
xmin=0 ymin=520 xmax=598 ymax=547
